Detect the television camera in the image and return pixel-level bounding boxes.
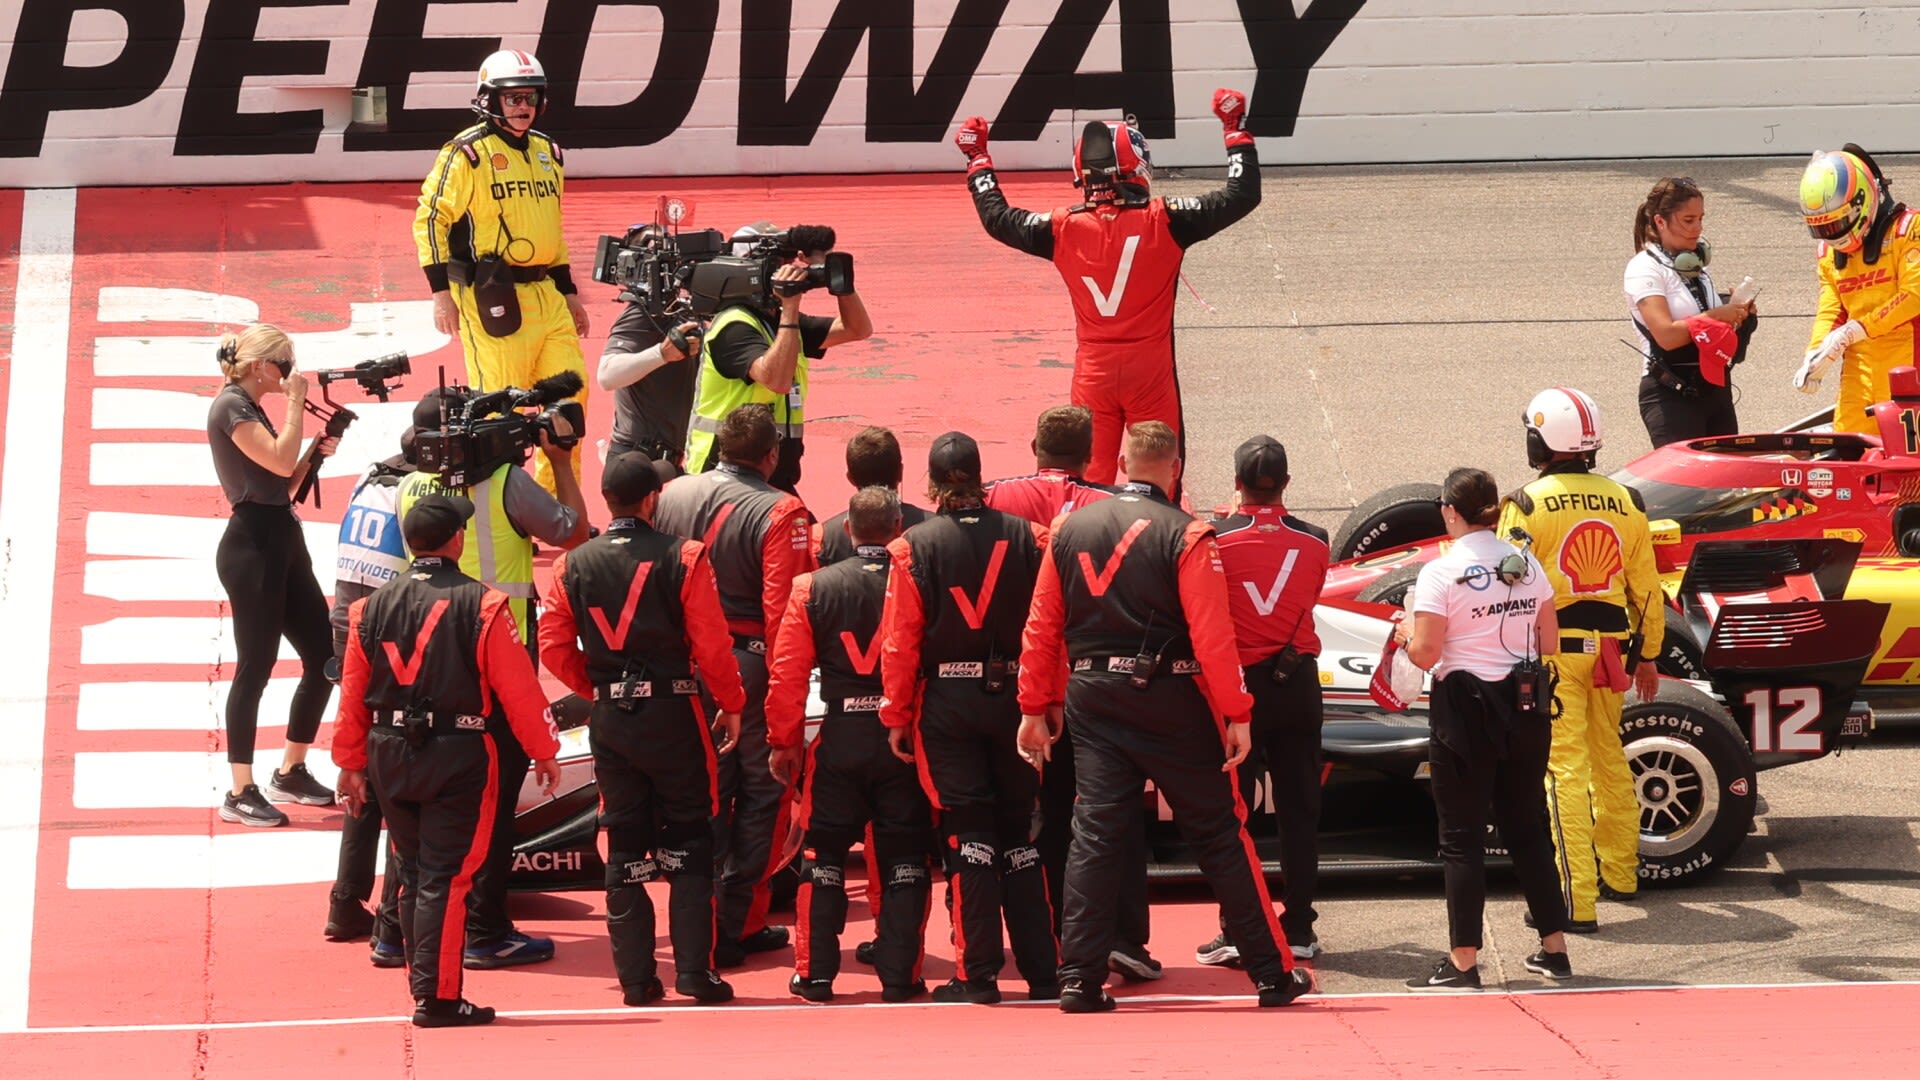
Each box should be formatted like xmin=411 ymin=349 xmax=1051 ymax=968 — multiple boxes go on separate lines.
xmin=412 ymin=370 xmax=588 ymax=489
xmin=591 ymin=203 xmax=854 ymax=332
xmin=293 ymin=352 xmax=411 ymax=507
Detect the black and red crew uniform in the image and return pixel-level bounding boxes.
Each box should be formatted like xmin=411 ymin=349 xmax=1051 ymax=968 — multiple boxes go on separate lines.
xmin=334 ymin=556 xmax=561 ymax=1011
xmin=814 ymin=501 xmax=929 ymax=567
xmin=880 ymin=504 xmax=1059 ymax=997
xmin=984 ymin=469 xmax=1146 ymax=946
xmin=769 ymin=545 xmax=934 ymax=996
xmin=538 ymin=515 xmax=748 ymax=1000
xmin=1019 ymin=482 xmax=1294 ymax=995
xmin=1213 ymin=502 xmax=1330 ymax=951
xmin=962 ymin=101 xmax=1261 ymax=484
xmin=652 ymin=464 xmax=814 ymax=947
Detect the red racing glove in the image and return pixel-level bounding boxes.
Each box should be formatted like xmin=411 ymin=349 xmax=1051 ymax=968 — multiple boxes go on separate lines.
xmin=1212 ymin=87 xmax=1254 ymax=149
xmin=956 ymin=115 xmax=993 ymax=175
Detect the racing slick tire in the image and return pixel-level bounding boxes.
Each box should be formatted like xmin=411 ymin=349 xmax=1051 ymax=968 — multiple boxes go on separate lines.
xmin=1619 ymin=680 xmax=1758 ymax=888
xmin=1355 ymin=565 xmax=1423 ymax=607
xmin=1332 ymin=483 xmax=1445 ymax=562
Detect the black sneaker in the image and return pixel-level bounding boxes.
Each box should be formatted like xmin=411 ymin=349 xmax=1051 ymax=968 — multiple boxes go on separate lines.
xmin=1289 ymin=934 xmax=1323 ymax=961
xmin=264 ymin=763 xmax=336 ymax=806
xmin=854 ymin=939 xmax=877 ymax=965
xmin=1108 ymin=942 xmax=1163 ymax=982
xmin=789 ymin=974 xmax=834 ymax=1002
xmin=325 ymin=899 xmax=375 ymax=942
xmin=931 ymin=977 xmax=1001 ymax=1004
xmin=1599 ymin=882 xmax=1639 ymax=903
xmin=1525 ymin=911 xmax=1599 ymax=934
xmin=675 ymin=970 xmax=735 ymax=1003
xmin=623 ymin=978 xmax=665 ymax=1006
xmin=412 ymin=997 xmax=495 ymax=1028
xmin=738 ymin=926 xmax=790 ymax=954
xmin=219 ymin=785 xmax=287 ymax=828
xmin=1194 ymin=931 xmax=1240 ymax=967
xmin=370 ymin=939 xmax=405 ymax=969
xmin=463 ymin=930 xmax=555 ymax=969
xmin=1258 ymin=968 xmax=1316 ymax=1007
xmin=1524 ymin=950 xmax=1574 ymax=981
xmin=880 ymin=980 xmax=928 ymax=1003
xmin=1058 ymin=977 xmax=1117 ymax=1014
xmin=1406 ymin=959 xmax=1481 ymax=992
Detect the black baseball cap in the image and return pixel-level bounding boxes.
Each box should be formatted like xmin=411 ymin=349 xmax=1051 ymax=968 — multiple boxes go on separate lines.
xmin=603 ymin=451 xmax=664 ymax=505
xmin=412 ymin=388 xmax=458 ymax=433
xmin=403 ymin=492 xmax=475 ymax=550
xmin=1233 ymin=435 xmax=1289 ymax=493
xmin=927 ymin=431 xmax=982 ymax=483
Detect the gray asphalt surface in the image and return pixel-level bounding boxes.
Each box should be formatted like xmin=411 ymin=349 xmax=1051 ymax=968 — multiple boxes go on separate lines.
xmin=1149 ymin=154 xmax=1920 ymax=992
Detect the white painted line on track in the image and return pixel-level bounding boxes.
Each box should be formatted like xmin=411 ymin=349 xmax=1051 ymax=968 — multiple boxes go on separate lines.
xmin=66 ymin=831 xmax=364 ymax=890
xmin=72 ymin=751 xmax=341 ymax=810
xmin=0 ymin=186 xmax=75 ymax=1035
xmin=92 ymin=295 xmax=446 ymax=378
xmin=76 ymin=679 xmax=302 ymax=732
xmin=81 ymin=616 xmax=282 ymax=666
xmin=19 ymin=978 xmax=1920 ymax=1035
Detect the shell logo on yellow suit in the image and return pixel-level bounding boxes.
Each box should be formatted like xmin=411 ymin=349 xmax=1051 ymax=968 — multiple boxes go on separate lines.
xmin=1560 ymin=518 xmax=1623 ymax=595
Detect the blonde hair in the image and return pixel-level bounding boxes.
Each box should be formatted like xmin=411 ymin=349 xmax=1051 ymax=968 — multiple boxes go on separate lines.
xmin=216 ymin=324 xmax=294 ymax=383
xmin=1124 ymin=420 xmax=1180 ymax=465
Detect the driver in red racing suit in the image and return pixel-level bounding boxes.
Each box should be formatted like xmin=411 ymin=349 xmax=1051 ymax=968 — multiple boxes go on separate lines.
xmin=958 ymin=89 xmax=1261 ymax=485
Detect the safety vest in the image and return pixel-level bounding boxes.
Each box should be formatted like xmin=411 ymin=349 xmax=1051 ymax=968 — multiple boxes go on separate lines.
xmin=398 ymin=465 xmax=537 ymax=638
xmin=335 ymin=466 xmax=409 ymax=589
xmin=684 ymin=305 xmax=807 ymax=471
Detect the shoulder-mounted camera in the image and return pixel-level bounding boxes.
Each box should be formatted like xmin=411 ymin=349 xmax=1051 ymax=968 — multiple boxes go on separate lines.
xmin=412 ymin=370 xmax=585 ymax=488
xmin=591 ymin=200 xmax=853 ymax=320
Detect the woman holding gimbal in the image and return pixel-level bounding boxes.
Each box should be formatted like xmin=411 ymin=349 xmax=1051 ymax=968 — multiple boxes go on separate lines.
xmin=207 ymin=324 xmax=341 ymax=826
xmin=1394 ymin=468 xmax=1572 ymax=991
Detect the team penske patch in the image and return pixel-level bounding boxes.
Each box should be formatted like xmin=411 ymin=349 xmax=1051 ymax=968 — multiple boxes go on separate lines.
xmin=937 ymin=662 xmax=983 ymax=678
xmin=839 ymin=695 xmax=883 ymax=712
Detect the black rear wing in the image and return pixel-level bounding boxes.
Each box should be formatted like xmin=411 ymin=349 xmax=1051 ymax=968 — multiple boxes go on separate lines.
xmin=1701 ymin=598 xmax=1887 ymax=770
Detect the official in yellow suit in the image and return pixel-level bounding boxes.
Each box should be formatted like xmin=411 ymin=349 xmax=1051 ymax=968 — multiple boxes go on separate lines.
xmin=1498 ymin=388 xmax=1664 ymax=931
xmin=414 ymin=49 xmax=589 ymax=494
xmin=1795 ymin=145 xmax=1920 ymax=434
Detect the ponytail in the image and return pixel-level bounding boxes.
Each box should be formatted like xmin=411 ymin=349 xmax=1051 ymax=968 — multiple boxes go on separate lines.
xmin=215 ymin=324 xmax=293 ymax=383
xmin=1632 ymin=177 xmax=1705 ymax=252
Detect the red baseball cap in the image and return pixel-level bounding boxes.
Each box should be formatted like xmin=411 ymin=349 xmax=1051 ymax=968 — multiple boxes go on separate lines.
xmin=1685 ymin=315 xmax=1738 ymax=387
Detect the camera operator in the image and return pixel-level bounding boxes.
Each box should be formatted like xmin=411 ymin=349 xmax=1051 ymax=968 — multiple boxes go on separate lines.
xmin=1396 ymin=468 xmax=1570 ymax=991
xmin=333 ymin=493 xmax=562 ymax=1028
xmin=398 ymin=388 xmax=588 ymax=970
xmin=206 ymin=325 xmax=341 ymax=827
xmin=685 ymin=223 xmax=873 ymax=493
xmin=813 ymin=426 xmax=930 ymax=566
xmin=596 ymin=308 xmax=703 ymax=466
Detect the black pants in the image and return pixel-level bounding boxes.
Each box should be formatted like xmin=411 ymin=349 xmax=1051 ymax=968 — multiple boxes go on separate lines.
xmin=1037 ymin=724 xmax=1150 ymax=948
xmin=368 ymin=728 xmax=497 ymax=1004
xmin=916 ymin=679 xmax=1058 ymax=987
xmin=796 ymin=713 xmax=933 ymax=989
xmin=466 ymin=724 xmax=529 ymax=946
xmin=1639 ymin=374 xmax=1738 ymax=448
xmin=594 ymin=697 xmax=719 ymax=986
xmin=214 ymin=504 xmax=332 ymax=764
xmin=1427 ymin=671 xmax=1569 ymax=949
xmin=332 ymin=802 xmax=401 ymax=944
xmin=713 ymin=644 xmax=789 ymax=942
xmin=1235 ymin=658 xmax=1324 ymax=944
xmin=1060 ymin=673 xmax=1289 ymax=988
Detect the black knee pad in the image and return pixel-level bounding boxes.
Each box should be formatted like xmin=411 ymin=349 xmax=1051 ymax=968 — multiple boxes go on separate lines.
xmin=656 ymin=822 xmax=715 ymax=880
xmin=881 ymin=855 xmax=931 ymax=894
xmin=606 ymin=850 xmax=660 ymax=888
xmin=942 ymin=834 xmax=997 ymax=877
xmin=1000 ymin=843 xmax=1042 ymax=878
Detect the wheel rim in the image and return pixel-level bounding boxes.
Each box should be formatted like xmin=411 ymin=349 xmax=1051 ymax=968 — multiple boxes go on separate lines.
xmin=1627 ymin=735 xmax=1720 ymax=855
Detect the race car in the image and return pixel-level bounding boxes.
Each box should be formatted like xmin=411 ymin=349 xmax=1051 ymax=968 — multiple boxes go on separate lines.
xmin=504 ymin=536 xmax=1885 ymax=894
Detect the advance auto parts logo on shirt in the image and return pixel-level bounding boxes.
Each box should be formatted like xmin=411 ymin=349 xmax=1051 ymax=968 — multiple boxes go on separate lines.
xmin=1560 ymin=519 xmax=1623 ymax=595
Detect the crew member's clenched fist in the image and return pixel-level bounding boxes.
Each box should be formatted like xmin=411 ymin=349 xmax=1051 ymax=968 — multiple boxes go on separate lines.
xmin=1212 ymin=87 xmax=1254 ymax=148
xmin=955 ymin=116 xmax=993 ymax=172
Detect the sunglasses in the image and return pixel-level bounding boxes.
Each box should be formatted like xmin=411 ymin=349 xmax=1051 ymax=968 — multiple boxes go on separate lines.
xmin=499 ymin=91 xmax=541 ymax=107
xmin=268 ymin=356 xmax=293 ymax=378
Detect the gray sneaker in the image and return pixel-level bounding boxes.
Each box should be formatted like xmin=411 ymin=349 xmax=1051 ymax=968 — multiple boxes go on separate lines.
xmin=220 ymin=785 xmax=288 ymax=828
xmin=264 ymin=763 xmax=336 ymax=806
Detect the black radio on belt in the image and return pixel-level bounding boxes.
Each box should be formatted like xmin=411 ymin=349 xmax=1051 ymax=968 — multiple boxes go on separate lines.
xmin=984 ymin=656 xmax=1010 ymax=694
xmin=400 ymin=705 xmax=434 ymax=748
xmin=1128 ymin=650 xmax=1160 ymax=691
xmin=613 ymin=665 xmax=651 ymax=713
xmin=1268 ymin=644 xmax=1305 ymax=685
xmin=1511 ymin=658 xmax=1552 ymax=717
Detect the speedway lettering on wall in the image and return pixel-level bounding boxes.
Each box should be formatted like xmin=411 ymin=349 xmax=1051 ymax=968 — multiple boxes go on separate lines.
xmin=10 ymin=2 xmax=1913 ymax=187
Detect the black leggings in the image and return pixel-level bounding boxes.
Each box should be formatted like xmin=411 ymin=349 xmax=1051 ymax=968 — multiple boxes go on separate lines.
xmin=215 ymin=503 xmax=333 ymax=765
xmin=1639 ymin=375 xmax=1738 ymax=448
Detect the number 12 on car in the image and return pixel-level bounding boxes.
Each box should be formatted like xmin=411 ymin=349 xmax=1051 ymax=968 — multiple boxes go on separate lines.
xmin=1742 ymin=686 xmax=1824 ymax=753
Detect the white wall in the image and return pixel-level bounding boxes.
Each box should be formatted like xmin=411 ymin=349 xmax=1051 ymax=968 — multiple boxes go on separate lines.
xmin=1 ymin=0 xmax=1915 ymax=188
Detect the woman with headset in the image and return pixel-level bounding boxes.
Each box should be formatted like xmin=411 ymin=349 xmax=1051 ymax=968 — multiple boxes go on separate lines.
xmin=1394 ymin=468 xmax=1572 ymax=992
xmin=207 ymin=324 xmax=341 ymax=826
xmin=1626 ymin=177 xmax=1758 ymax=446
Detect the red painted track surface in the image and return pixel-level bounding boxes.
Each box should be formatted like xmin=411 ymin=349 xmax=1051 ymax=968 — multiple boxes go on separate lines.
xmin=1 ymin=179 xmax=1915 ymax=1075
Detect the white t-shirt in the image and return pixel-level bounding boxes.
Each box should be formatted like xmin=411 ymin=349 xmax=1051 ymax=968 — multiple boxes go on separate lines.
xmin=1412 ymin=530 xmax=1555 ymax=682
xmin=1624 ymin=245 xmax=1717 ymax=375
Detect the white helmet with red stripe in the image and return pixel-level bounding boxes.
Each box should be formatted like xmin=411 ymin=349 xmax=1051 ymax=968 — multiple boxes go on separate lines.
xmin=473 ymin=49 xmax=548 ymax=126
xmin=1524 ymin=387 xmax=1603 ymax=467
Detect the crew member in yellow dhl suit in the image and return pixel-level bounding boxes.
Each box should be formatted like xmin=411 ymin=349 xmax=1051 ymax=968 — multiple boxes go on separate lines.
xmin=1795 ymin=145 xmax=1920 ymax=435
xmin=1498 ymin=387 xmax=1664 ymax=932
xmin=414 ymin=49 xmax=589 ymax=494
